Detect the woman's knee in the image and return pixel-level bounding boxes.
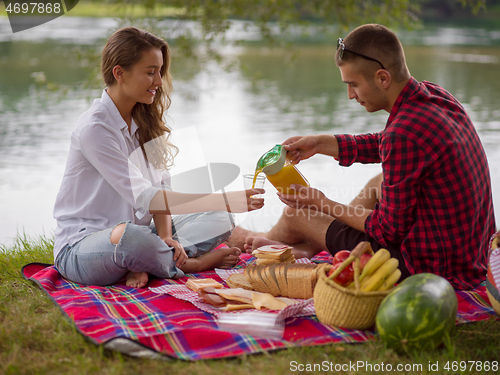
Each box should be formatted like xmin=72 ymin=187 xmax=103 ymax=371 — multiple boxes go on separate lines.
xmin=110 ymin=223 xmax=126 ymax=245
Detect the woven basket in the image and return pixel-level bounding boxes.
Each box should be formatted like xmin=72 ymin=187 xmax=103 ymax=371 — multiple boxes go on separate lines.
xmin=486 ymin=232 xmax=500 ymax=316
xmin=313 ymin=241 xmax=391 ymax=330
xmin=486 ymin=289 xmax=500 ymax=315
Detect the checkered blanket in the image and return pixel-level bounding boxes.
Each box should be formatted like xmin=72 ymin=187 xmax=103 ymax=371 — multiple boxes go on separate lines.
xmin=22 ymin=252 xmax=498 ymax=360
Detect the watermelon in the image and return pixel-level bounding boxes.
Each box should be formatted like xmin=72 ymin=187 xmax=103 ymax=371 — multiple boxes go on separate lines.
xmin=375 ymin=273 xmax=457 ymax=353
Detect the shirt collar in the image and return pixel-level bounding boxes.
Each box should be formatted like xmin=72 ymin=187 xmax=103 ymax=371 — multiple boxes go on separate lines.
xmin=387 ymin=77 xmax=419 ymax=126
xmin=100 ymin=89 xmax=139 ymax=138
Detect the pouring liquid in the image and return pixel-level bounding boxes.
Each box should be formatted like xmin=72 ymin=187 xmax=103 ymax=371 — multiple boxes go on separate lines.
xmin=253 ymin=144 xmax=309 ymax=194
xmin=252 ymin=168 xmax=263 ymax=189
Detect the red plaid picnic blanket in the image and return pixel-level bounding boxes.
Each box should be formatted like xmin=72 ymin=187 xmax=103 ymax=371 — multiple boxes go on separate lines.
xmin=22 ymin=252 xmax=498 ymax=360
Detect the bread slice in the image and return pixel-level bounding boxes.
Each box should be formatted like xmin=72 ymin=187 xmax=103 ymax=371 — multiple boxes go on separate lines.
xmin=262 ymin=265 xmax=279 ymax=296
xmin=186 ymin=278 xmax=223 ymax=292
xmin=268 ymin=263 xmax=282 ymax=296
xmin=255 ymin=265 xmax=272 ymax=294
xmin=264 ymin=263 xmax=281 ymax=296
xmin=275 ymin=263 xmax=288 ymax=297
xmin=297 ymin=264 xmax=309 ymax=299
xmin=252 ymin=245 xmax=293 ymax=261
xmin=227 ymin=273 xmax=254 ymax=290
xmin=244 ymin=264 xmax=261 ymax=291
xmin=286 ymin=264 xmax=297 ymax=299
xmin=256 ymin=257 xmax=281 ymax=266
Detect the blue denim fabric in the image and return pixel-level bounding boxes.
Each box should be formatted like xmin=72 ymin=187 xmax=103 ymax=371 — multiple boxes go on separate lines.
xmin=55 ymin=211 xmax=234 ymax=286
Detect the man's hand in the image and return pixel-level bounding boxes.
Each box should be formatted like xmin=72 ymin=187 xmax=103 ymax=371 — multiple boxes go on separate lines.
xmin=277 ymin=184 xmax=327 ymax=212
xmin=282 ymin=134 xmax=339 ymax=163
xmin=282 ymin=135 xmax=321 ymax=164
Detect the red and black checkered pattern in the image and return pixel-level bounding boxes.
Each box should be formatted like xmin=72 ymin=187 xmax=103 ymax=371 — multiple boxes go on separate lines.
xmin=336 ymin=77 xmax=496 ymax=290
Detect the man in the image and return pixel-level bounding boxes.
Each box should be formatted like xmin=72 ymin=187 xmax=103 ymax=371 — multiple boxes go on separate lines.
xmin=227 ymin=24 xmax=495 ymax=290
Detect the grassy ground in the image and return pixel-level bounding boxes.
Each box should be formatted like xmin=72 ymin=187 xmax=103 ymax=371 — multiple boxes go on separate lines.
xmin=0 ymin=235 xmax=499 ymax=374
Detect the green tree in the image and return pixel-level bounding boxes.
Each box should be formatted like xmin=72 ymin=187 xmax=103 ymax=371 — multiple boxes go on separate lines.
xmin=74 ymin=0 xmax=489 ymax=89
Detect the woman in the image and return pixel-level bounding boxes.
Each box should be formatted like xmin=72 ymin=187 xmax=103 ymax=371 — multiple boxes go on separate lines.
xmin=53 ymin=27 xmax=264 ymax=288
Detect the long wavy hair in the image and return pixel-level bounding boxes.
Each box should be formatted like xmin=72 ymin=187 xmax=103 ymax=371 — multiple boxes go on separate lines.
xmin=101 ymin=27 xmax=178 ymax=170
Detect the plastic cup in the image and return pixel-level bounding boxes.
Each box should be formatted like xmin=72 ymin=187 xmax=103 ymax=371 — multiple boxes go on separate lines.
xmin=243 ymin=173 xmax=265 ymax=198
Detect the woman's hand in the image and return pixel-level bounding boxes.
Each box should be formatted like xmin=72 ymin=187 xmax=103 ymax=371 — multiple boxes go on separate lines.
xmin=163 ymin=237 xmax=188 ymax=268
xmin=224 ymin=189 xmax=265 ymax=213
xmin=277 ymin=184 xmax=328 ymax=212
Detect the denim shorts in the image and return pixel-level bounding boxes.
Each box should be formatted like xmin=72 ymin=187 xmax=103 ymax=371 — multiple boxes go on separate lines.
xmin=55 ymin=211 xmax=234 ymax=286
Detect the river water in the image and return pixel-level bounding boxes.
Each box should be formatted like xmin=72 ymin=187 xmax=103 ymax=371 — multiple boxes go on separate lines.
xmin=1 ymin=16 xmax=500 ymax=247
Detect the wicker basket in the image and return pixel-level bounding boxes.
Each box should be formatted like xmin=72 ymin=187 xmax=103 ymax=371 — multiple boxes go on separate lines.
xmin=313 ymin=241 xmax=391 ymax=330
xmin=486 ymin=289 xmax=500 ymax=315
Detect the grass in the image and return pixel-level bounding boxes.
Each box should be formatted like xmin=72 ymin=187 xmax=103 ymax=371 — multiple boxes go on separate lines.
xmin=1 ymin=235 xmax=499 ymax=374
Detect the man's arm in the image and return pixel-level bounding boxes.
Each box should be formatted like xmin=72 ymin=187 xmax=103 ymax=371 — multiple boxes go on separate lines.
xmin=277 ymin=185 xmax=371 ymax=233
xmin=283 ymin=134 xmax=339 ymax=164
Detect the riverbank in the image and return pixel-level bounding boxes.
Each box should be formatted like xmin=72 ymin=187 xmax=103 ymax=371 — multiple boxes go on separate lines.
xmin=0 ymin=234 xmax=499 ymax=374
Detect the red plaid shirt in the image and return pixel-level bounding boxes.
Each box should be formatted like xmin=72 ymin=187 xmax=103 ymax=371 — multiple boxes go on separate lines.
xmin=336 ymin=77 xmax=496 ymax=289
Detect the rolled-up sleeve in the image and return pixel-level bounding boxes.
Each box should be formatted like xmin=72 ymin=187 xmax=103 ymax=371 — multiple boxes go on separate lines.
xmin=336 ymin=133 xmax=381 ymax=166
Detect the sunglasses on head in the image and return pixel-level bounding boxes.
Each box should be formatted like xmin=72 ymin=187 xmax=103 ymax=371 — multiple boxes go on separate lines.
xmin=337 ymin=38 xmax=386 ymax=70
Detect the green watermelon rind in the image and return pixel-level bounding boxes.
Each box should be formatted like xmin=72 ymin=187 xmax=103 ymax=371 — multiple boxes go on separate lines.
xmin=375 ymin=273 xmax=458 ymax=353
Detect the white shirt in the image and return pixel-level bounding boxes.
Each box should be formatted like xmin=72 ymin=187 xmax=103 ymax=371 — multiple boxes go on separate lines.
xmin=53 ymin=90 xmax=171 ymax=258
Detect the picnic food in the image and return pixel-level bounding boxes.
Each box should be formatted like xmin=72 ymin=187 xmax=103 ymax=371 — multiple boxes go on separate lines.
xmin=328 ymin=250 xmax=373 ymax=287
xmin=375 ymin=273 xmax=458 ymax=352
xmin=252 ymin=244 xmax=295 ymax=265
xmin=487 ymin=233 xmax=500 ymax=315
xmin=253 ymin=144 xmax=309 ymax=194
xmin=225 ymin=273 xmax=254 ymax=290
xmin=328 ymin=262 xmax=354 ymax=287
xmin=344 ymin=248 xmax=401 ymax=292
xmin=313 ymin=241 xmax=390 ymax=330
xmin=199 ymin=287 xmax=227 ymax=308
xmin=198 ymin=286 xmax=297 ymax=311
xmin=328 ymin=247 xmax=400 ymax=292
xmin=359 ymin=257 xmax=399 ymax=292
xmin=231 ymin=262 xmax=321 ymax=299
xmin=186 ymin=278 xmax=223 ymax=292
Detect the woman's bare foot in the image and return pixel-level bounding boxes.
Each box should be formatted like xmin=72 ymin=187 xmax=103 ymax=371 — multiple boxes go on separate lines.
xmin=126 ymin=271 xmax=149 ymax=288
xmin=244 ymin=236 xmax=286 ymax=253
xmin=181 ymin=247 xmax=242 ymax=273
xmin=225 ymin=226 xmax=265 ymax=250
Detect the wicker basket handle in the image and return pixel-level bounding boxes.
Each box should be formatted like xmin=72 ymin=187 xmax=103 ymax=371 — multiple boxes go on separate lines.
xmin=326 ymin=241 xmax=373 ymax=291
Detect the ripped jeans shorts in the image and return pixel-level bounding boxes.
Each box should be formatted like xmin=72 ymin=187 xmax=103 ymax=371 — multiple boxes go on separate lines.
xmin=55 ymin=211 xmax=234 ymax=286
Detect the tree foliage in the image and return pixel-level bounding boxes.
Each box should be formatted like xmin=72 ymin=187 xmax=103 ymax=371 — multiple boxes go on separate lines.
xmin=96 ymin=0 xmax=488 ymax=60
xmin=76 ymin=0 xmax=487 ymax=89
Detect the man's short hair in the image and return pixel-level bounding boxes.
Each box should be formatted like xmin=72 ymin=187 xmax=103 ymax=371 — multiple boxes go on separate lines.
xmin=335 ymin=24 xmax=410 ymax=83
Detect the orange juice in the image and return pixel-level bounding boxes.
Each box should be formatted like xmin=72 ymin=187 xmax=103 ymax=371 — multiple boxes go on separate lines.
xmin=252 ymin=167 xmax=263 ymax=189
xmin=254 ymin=144 xmax=309 ymax=194
xmin=265 ymin=163 xmax=309 ymax=194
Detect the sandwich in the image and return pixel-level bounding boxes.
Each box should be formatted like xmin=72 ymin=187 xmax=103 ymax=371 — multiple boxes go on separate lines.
xmin=252 ymin=244 xmax=295 ymax=265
